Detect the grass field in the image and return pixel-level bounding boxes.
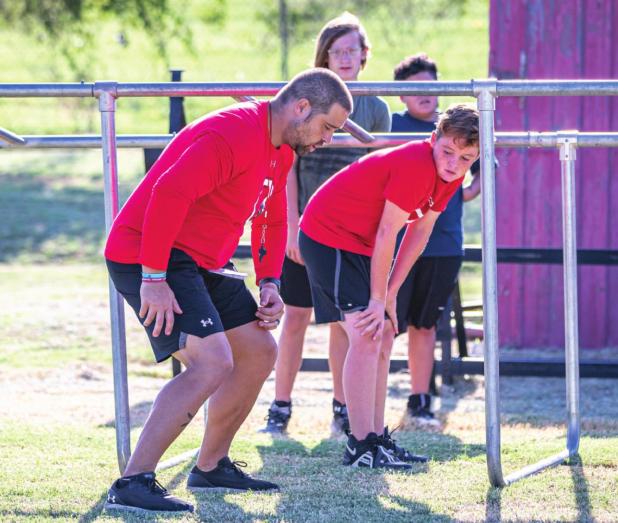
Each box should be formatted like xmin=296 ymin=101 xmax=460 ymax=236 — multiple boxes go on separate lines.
xmin=2 ymin=1 xmax=617 ymax=520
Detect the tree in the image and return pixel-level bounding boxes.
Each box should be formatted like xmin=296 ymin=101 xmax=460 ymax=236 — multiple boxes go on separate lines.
xmin=258 ymin=0 xmax=468 ymax=79
xmin=0 ymin=0 xmax=224 ymax=78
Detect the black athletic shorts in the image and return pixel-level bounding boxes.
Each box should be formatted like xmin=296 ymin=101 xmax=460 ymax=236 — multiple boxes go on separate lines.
xmin=280 ymin=256 xmax=313 ymax=308
xmin=299 ymin=230 xmax=371 ymax=324
xmin=396 ymin=256 xmax=462 ymax=334
xmin=106 ymin=248 xmax=258 ymax=363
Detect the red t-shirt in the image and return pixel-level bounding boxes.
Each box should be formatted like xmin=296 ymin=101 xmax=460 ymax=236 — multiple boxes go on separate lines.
xmin=104 ymin=101 xmax=294 ymax=282
xmin=300 ymin=140 xmax=462 ymax=256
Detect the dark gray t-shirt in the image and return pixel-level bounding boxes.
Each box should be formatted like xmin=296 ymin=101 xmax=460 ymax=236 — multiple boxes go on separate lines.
xmin=297 ymin=95 xmax=391 ymax=213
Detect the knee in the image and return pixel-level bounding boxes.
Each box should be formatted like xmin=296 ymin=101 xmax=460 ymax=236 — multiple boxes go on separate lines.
xmin=182 ymin=338 xmax=234 ymax=386
xmin=254 ymin=335 xmax=278 ymax=367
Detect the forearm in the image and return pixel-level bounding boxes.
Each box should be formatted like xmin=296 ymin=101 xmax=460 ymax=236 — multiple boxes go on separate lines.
xmin=370 ymin=228 xmax=398 ymax=301
xmin=388 ymin=217 xmax=437 ymax=294
xmin=463 ymin=173 xmax=481 ymax=202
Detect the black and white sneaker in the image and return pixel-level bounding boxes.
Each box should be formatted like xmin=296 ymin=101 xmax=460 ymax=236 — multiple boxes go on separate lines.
xmin=187 ymin=457 xmax=279 ymax=492
xmin=407 ymin=393 xmax=441 ymax=428
xmin=342 ymin=433 xmax=412 ymax=470
xmin=378 ymin=426 xmax=429 ymax=463
xmin=105 ymin=472 xmax=194 ymax=513
xmin=259 ymin=400 xmax=291 ymax=434
xmin=331 ymin=398 xmax=350 ymax=436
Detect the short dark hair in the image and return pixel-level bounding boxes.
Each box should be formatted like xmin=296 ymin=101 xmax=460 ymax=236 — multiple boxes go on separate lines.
xmin=314 ymin=12 xmax=370 ymax=70
xmin=276 ymin=68 xmax=353 ymax=114
xmin=393 ymin=53 xmax=438 ymax=81
xmin=436 ymin=103 xmax=479 ymax=147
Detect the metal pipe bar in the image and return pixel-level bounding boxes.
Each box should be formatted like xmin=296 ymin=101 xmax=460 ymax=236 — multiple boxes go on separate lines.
xmin=476 ymin=82 xmax=505 ymax=487
xmin=97 ymin=85 xmax=131 ymax=474
xmin=497 ymin=79 xmax=618 ymax=96
xmin=113 ymin=81 xmax=475 ymax=97
xmin=0 ymin=135 xmax=172 ymax=149
xmin=0 ymin=83 xmax=94 ymax=97
xmin=3 ymin=80 xmax=618 ymax=99
xmin=558 ymin=134 xmax=581 ymax=455
xmin=0 ymin=126 xmax=26 ymax=145
xmin=4 ymin=132 xmax=618 ymax=150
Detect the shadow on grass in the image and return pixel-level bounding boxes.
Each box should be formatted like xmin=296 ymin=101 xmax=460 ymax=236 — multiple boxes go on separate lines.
xmin=0 ymin=173 xmax=106 ymax=262
xmin=568 ymin=454 xmax=592 ymax=523
xmin=100 ymin=400 xmax=154 ymax=430
xmin=485 ymin=486 xmax=501 ymax=522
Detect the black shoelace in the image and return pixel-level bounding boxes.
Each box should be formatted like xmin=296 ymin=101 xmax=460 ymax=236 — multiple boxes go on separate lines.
xmin=145 ymin=477 xmax=168 ymax=495
xmin=381 ymin=425 xmax=403 ymax=450
xmin=228 ymin=460 xmax=250 ymax=478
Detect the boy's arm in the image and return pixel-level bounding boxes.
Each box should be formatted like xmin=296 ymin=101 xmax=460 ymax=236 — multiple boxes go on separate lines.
xmin=354 ymin=200 xmax=409 ymax=339
xmin=386 ymin=210 xmax=441 ymax=314
xmin=463 ymin=171 xmax=481 ymax=202
xmin=285 ymin=156 xmax=303 ymax=264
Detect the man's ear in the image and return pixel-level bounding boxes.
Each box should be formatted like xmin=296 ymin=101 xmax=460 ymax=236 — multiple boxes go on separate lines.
xmin=430 ymin=131 xmax=437 ymax=145
xmin=294 ymin=98 xmax=311 ymax=117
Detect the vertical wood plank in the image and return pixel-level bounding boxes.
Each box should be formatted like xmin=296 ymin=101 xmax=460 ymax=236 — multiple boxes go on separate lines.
xmin=491 ymin=0 xmax=528 ymax=347
xmin=607 ymin=0 xmax=618 ymax=346
xmin=578 ymin=0 xmax=612 ymax=348
xmin=521 ymin=0 xmax=554 ymax=347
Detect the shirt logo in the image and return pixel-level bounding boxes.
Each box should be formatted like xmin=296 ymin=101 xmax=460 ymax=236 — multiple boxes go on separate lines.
xmin=250 ymin=178 xmax=274 ymax=220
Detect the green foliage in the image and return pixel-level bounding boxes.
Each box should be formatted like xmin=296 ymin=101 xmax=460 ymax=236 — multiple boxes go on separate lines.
xmin=257 ymin=0 xmax=469 ymax=77
xmin=0 ymin=0 xmax=228 ymax=78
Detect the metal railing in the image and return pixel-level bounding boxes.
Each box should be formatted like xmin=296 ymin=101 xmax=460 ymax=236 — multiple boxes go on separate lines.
xmin=2 ymin=79 xmax=618 ymax=487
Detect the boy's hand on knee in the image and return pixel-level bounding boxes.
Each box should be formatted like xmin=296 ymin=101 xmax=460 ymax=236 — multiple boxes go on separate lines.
xmin=354 ymin=298 xmax=385 ymax=341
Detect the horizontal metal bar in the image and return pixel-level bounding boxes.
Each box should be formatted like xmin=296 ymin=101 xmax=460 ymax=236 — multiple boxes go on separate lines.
xmin=300 ymin=357 xmax=618 ymax=378
xmin=4 ymin=132 xmax=618 ymax=151
xmin=2 ymin=80 xmax=618 ymax=99
xmin=497 ymin=80 xmax=618 ymax=96
xmin=496 ymin=132 xmax=618 ymax=148
xmin=0 ymin=135 xmax=172 ymax=149
xmin=113 ymin=81 xmax=475 ymax=97
xmin=463 ymin=247 xmax=618 ymax=265
xmin=0 ymin=83 xmax=94 ymax=97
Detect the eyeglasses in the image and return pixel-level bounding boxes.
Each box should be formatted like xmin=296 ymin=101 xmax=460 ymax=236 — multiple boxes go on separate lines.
xmin=327 ymin=47 xmax=362 ymax=59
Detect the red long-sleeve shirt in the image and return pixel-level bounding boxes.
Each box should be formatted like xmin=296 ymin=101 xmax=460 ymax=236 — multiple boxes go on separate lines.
xmin=105 ymin=101 xmax=293 ymax=282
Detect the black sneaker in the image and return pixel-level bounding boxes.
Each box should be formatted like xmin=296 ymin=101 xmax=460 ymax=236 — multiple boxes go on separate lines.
xmin=378 ymin=426 xmax=429 ymax=463
xmin=105 ymin=472 xmax=194 ymax=514
xmin=187 ymin=457 xmax=279 ymax=491
xmin=407 ymin=393 xmax=441 ymax=428
xmin=342 ymin=433 xmax=412 ymax=470
xmin=331 ymin=398 xmax=350 ymax=436
xmin=259 ymin=400 xmax=291 ymax=434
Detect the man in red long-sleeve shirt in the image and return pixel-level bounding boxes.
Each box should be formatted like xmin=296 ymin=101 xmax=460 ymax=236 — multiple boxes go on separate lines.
xmin=103 ymin=69 xmax=351 ymax=514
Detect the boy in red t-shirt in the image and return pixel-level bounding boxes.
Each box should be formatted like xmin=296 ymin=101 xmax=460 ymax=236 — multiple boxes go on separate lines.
xmin=299 ymin=104 xmax=479 ymax=469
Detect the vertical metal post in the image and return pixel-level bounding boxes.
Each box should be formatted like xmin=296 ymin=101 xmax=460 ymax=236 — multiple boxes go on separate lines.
xmin=474 ymin=79 xmax=505 ymax=487
xmin=558 ymin=132 xmax=581 ymax=455
xmin=96 ymin=82 xmax=131 ymax=474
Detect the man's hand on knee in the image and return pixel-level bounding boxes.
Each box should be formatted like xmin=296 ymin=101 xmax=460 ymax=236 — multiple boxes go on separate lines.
xmin=255 ymin=283 xmax=284 ymax=330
